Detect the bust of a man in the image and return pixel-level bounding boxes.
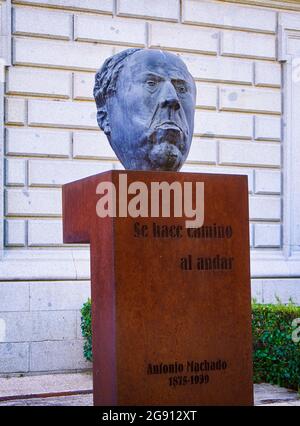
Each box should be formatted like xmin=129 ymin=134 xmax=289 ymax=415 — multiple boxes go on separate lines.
xmin=94 ymin=48 xmax=196 ymax=171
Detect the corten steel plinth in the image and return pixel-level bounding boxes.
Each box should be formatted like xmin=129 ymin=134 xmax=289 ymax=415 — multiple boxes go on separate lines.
xmin=62 ymin=170 xmax=253 ymax=406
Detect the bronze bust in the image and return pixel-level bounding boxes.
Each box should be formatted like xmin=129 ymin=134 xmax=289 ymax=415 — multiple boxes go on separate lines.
xmin=94 ymin=48 xmax=196 ymax=171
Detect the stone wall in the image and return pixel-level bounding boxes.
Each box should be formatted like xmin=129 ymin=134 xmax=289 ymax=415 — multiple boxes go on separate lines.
xmin=0 ymin=0 xmax=300 ymax=374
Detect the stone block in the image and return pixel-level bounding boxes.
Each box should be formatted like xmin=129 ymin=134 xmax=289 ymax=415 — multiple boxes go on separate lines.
xmin=11 ymin=0 xmax=113 ymax=13
xmin=5 ymin=158 xmax=26 ymax=186
xmin=254 ymin=224 xmax=281 ymax=247
xmin=29 ymin=281 xmax=90 ymax=311
xmin=254 ymin=62 xmax=281 ymax=87
xmin=194 ymin=111 xmax=253 ymax=139
xmin=249 ymin=196 xmax=281 ymax=221
xmin=196 ymin=83 xmax=217 ymax=109
xmin=28 ymin=99 xmax=97 ymax=129
xmin=28 ymin=159 xmax=112 ymax=187
xmin=0 ymin=342 xmax=29 ymax=373
xmin=4 ymin=220 xmax=26 ymax=247
xmin=117 ymin=0 xmax=179 ymax=21
xmin=6 ymin=128 xmax=71 ymax=158
xmin=5 ymin=98 xmax=26 ymax=125
xmin=7 ymin=67 xmax=72 ymax=98
xmin=180 ymin=54 xmax=253 ymax=84
xmin=254 ymin=116 xmax=281 ymax=141
xmin=5 ymin=189 xmax=62 ymax=216
xmin=0 ymin=282 xmax=29 ymax=312
xmin=28 ymin=220 xmax=63 ymax=246
xmin=73 ymin=131 xmax=116 ymax=160
xmin=220 ymin=87 xmax=281 ymax=114
xmin=262 ymin=279 xmax=300 ymax=305
xmin=30 ymin=340 xmax=90 ymax=371
xmin=73 ymin=73 xmax=94 ymax=101
xmin=149 ymin=22 xmax=218 ymax=54
xmin=13 ymin=38 xmax=114 ymax=71
xmin=13 ymin=7 xmax=72 ymax=40
xmin=255 ymin=170 xmax=281 ymax=194
xmin=187 ymin=138 xmax=217 ymax=164
xmin=74 ymin=15 xmax=146 ymax=47
xmin=219 ymin=141 xmax=281 ymax=167
xmin=221 ymin=31 xmax=276 ymax=60
xmin=182 ymin=0 xmax=276 ymax=33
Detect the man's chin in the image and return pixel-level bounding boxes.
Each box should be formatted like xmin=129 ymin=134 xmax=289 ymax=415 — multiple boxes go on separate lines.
xmin=149 ymin=126 xmax=185 ymax=148
xmin=148 ymin=142 xmax=183 ymax=171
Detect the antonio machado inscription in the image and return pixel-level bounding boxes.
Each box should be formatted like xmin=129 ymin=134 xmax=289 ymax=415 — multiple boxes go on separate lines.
xmin=147 ymin=359 xmax=228 ymax=388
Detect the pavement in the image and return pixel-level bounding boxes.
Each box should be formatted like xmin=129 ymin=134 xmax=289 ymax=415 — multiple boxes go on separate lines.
xmin=0 ymin=372 xmax=299 ymax=406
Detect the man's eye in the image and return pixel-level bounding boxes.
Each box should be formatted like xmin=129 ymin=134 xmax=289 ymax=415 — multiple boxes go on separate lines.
xmin=175 ymin=84 xmax=187 ymax=94
xmin=146 ymin=80 xmax=157 ymax=87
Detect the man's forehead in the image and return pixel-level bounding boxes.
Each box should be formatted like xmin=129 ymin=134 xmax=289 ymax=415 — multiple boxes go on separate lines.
xmin=123 ymin=50 xmax=191 ymax=80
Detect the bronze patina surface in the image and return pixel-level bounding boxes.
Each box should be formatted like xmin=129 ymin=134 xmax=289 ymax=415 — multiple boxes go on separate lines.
xmin=94 ymin=49 xmax=196 ymax=171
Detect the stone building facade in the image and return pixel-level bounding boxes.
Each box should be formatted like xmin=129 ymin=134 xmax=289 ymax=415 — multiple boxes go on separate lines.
xmin=0 ymin=0 xmax=300 ymax=374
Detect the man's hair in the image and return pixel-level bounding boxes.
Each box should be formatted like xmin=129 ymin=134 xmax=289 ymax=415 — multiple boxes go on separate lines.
xmin=94 ymin=48 xmax=142 ymax=109
xmin=93 ymin=48 xmax=142 ymax=135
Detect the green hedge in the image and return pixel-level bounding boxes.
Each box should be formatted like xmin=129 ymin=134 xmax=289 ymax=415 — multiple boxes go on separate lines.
xmin=81 ymin=299 xmax=300 ymax=390
xmin=81 ymin=298 xmax=92 ymax=362
xmin=252 ymin=302 xmax=300 ymax=390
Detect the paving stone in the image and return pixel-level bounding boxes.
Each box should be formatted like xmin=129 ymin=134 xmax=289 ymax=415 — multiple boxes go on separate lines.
xmin=0 ymin=393 xmax=92 ymax=406
xmin=0 ymin=372 xmax=92 ymax=398
xmin=254 ymin=383 xmax=300 ymax=405
xmin=0 ymin=376 xmax=299 ymax=406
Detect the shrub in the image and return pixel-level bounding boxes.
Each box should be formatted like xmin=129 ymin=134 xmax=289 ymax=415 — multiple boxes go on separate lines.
xmin=81 ymin=299 xmax=300 ymax=390
xmin=252 ymin=301 xmax=300 ymax=391
xmin=80 ymin=298 xmax=92 ymax=362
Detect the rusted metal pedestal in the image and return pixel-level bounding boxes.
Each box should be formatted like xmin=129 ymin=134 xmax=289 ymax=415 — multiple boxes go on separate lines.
xmin=62 ymin=170 xmax=253 ymax=406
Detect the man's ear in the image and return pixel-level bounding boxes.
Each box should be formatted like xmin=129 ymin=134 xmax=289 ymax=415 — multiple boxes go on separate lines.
xmin=97 ymin=106 xmax=111 ymax=137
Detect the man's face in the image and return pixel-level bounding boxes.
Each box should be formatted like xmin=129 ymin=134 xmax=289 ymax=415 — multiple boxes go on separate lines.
xmin=106 ymin=49 xmax=196 ymax=171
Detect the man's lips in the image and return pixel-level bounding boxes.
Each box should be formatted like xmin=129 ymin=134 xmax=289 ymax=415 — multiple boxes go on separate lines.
xmin=155 ymin=121 xmax=183 ymax=132
xmin=145 ymin=121 xmax=186 ymax=153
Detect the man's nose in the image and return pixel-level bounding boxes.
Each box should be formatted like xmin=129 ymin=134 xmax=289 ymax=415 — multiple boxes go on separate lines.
xmin=159 ymin=82 xmax=180 ymax=110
